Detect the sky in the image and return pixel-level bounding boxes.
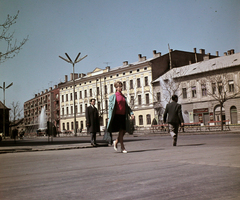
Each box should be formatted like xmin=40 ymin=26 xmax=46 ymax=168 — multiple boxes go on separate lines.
xmin=0 ymin=0 xmax=240 ymax=115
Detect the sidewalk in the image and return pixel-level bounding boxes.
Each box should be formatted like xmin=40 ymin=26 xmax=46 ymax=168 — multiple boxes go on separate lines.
xmin=1 ymin=130 xmax=239 ymax=154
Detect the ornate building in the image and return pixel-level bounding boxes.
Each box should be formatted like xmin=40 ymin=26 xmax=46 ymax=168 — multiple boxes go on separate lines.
xmin=155 ymin=49 xmax=240 ymax=125
xmin=59 ymin=48 xmax=217 ymax=132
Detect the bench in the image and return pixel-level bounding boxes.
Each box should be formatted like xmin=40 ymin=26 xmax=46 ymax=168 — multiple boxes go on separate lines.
xmin=205 ymin=120 xmax=230 ymax=131
xmin=151 ymin=124 xmax=169 ymax=133
xmin=182 ymin=122 xmax=202 ymax=131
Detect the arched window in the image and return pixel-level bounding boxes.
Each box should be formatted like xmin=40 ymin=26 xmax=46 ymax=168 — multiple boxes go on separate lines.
xmin=230 ymin=106 xmax=238 ymax=124
xmin=139 ymin=115 xmax=143 ymax=125
xmin=146 ymin=114 xmax=151 ymax=124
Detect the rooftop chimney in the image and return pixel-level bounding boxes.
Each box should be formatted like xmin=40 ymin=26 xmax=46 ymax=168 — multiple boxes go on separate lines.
xmin=224 ymin=52 xmax=227 ymax=56
xmin=106 ymin=66 xmax=110 ymax=72
xmin=49 ymin=87 xmax=52 ymax=91
xmin=123 ymin=61 xmax=128 ymax=66
xmin=199 ymin=49 xmax=205 ymax=55
xmin=230 ymin=49 xmax=235 ymax=55
xmin=227 ymin=50 xmax=231 ymax=55
xmin=216 ymin=51 xmax=219 ymax=56
xmin=54 ymin=85 xmax=57 ymax=89
xmin=138 ymin=54 xmax=146 ymax=62
xmin=153 ymin=50 xmax=161 ymax=58
xmin=65 ymin=75 xmax=68 ymax=82
xmin=193 ymin=48 xmax=197 ymax=53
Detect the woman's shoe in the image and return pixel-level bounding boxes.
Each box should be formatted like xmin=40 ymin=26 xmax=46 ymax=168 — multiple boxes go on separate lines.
xmin=121 ymin=149 xmax=127 ymax=153
xmin=113 ymin=140 xmax=118 ymax=151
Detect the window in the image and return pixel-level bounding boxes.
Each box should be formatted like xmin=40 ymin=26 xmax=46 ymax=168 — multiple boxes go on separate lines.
xmin=97 ymin=102 xmax=100 ymax=110
xmin=71 ymin=106 xmax=73 ymax=114
xmin=75 ymin=105 xmax=77 ymax=113
xmin=66 ymin=107 xmax=69 ymax=115
xmin=157 ymin=92 xmax=161 ymax=102
xmin=138 ymin=95 xmax=142 ymax=105
xmin=62 ymin=95 xmax=64 ymax=102
xmin=85 ymin=90 xmax=87 ymax=98
xmin=228 ymin=80 xmax=234 ymax=92
xmin=80 ymin=105 xmax=82 ymax=113
xmin=105 ymin=85 xmax=107 ymax=94
xmin=146 ymin=114 xmax=151 ymax=125
xmin=62 ymin=108 xmax=64 ymax=115
xmin=137 ymin=78 xmax=141 ymax=88
xmin=212 ymin=83 xmax=216 ymax=94
xmin=130 ymin=80 xmax=133 ymax=89
xmin=123 ymin=81 xmax=126 ymax=90
xmin=139 ymin=115 xmax=143 ymax=125
xmin=218 ymin=82 xmax=222 ymax=94
xmin=62 ymin=123 xmax=65 ymax=130
xmin=131 ymin=96 xmax=134 ymax=106
xmin=192 ymin=86 xmax=196 ymax=98
xmin=70 ymin=93 xmax=73 ymax=101
xmin=71 ymin=122 xmax=74 ymax=130
xmin=182 ymin=88 xmax=187 ymax=99
xmin=97 ymin=87 xmax=100 ymax=95
xmin=85 ymin=104 xmax=87 ymax=111
xmin=75 ymin=92 xmax=77 ymax=100
xmin=90 ymin=89 xmax=92 ymax=97
xmin=110 ymin=84 xmax=113 ymax=93
xmin=105 ymin=100 xmax=108 ymax=110
xmin=145 ymin=94 xmax=149 ymax=105
xmin=67 ymin=122 xmax=69 ymax=130
xmin=137 ymin=69 xmax=140 ymax=72
xmin=66 ymin=94 xmax=68 ymax=101
xmin=145 ymin=77 xmax=148 ymax=86
xmin=79 ymin=91 xmax=82 ymax=99
xmin=201 ymin=84 xmax=207 ymax=96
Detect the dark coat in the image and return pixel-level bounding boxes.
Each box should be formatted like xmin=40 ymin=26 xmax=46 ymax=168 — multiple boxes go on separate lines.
xmin=107 ymin=93 xmax=134 ymax=133
xmin=85 ymin=106 xmax=100 ymax=133
xmin=163 ymin=101 xmax=184 ymax=125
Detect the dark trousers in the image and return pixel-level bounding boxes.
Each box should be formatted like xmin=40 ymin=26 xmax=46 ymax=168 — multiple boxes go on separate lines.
xmin=90 ymin=132 xmax=97 ymax=144
xmin=169 ymin=123 xmax=179 ymax=140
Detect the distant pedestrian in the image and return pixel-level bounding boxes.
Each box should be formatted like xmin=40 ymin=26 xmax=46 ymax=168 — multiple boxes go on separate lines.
xmin=163 ymin=95 xmax=184 ymax=146
xmin=12 ymin=128 xmax=18 ymax=144
xmin=85 ymin=99 xmax=100 ymax=146
xmin=107 ymin=81 xmax=134 ymax=153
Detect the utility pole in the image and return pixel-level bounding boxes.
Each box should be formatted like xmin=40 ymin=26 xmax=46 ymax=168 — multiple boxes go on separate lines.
xmin=0 ymin=82 xmax=13 ymax=139
xmin=59 ymin=53 xmax=87 ymax=136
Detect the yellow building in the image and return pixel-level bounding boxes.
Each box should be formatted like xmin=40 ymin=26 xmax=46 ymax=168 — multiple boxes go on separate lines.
xmin=59 ymin=48 xmax=215 ymax=133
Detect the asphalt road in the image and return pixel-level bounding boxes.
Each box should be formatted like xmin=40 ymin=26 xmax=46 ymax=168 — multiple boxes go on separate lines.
xmin=0 ymin=133 xmax=240 ymax=200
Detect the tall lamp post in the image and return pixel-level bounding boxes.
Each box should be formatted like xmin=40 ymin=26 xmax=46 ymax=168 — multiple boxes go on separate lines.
xmin=0 ymin=82 xmax=13 ymax=139
xmin=59 ymin=53 xmax=87 ymax=136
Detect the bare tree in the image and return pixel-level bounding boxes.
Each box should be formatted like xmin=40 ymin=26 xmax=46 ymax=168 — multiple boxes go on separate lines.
xmin=160 ymin=67 xmax=186 ymax=104
xmin=9 ymin=101 xmax=23 ymax=125
xmin=200 ymin=72 xmax=240 ymax=130
xmin=0 ymin=11 xmax=28 ymax=63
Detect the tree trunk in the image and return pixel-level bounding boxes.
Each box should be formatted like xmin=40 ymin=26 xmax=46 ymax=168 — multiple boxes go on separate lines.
xmin=220 ymin=103 xmax=223 ymax=131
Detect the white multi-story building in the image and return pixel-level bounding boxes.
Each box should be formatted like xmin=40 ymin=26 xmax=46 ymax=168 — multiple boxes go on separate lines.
xmin=155 ymin=50 xmax=240 ymax=125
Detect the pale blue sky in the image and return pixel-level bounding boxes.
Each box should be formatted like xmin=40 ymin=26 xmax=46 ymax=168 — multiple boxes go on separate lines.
xmin=0 ymin=0 xmax=240 ymax=113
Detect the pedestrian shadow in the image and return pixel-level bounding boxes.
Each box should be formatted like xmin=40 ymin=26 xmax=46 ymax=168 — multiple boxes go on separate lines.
xmin=126 ymin=148 xmax=164 ymax=153
xmin=177 ymin=143 xmax=206 ymax=147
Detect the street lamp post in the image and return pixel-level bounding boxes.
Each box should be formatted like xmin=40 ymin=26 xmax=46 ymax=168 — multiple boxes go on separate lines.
xmin=0 ymin=82 xmax=13 ymax=139
xmin=59 ymin=53 xmax=87 ymax=136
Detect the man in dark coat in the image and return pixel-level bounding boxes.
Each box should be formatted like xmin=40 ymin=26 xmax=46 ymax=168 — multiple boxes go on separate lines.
xmin=85 ymin=99 xmax=100 ymax=146
xmin=163 ymin=95 xmax=184 ymax=146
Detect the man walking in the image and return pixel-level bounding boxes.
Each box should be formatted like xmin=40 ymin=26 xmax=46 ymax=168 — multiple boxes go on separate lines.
xmin=163 ymin=95 xmax=184 ymax=146
xmin=85 ymin=99 xmax=100 ymax=146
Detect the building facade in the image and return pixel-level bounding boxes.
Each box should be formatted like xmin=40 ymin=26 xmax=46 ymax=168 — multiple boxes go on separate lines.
xmin=59 ymin=48 xmax=218 ymax=132
xmin=0 ymin=101 xmax=10 ymax=136
xmin=156 ymin=50 xmax=240 ymax=125
xmin=24 ymin=85 xmax=60 ymax=134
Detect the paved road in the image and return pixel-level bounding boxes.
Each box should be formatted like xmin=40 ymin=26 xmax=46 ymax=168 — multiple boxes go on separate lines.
xmin=0 ymin=133 xmax=240 ymax=200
